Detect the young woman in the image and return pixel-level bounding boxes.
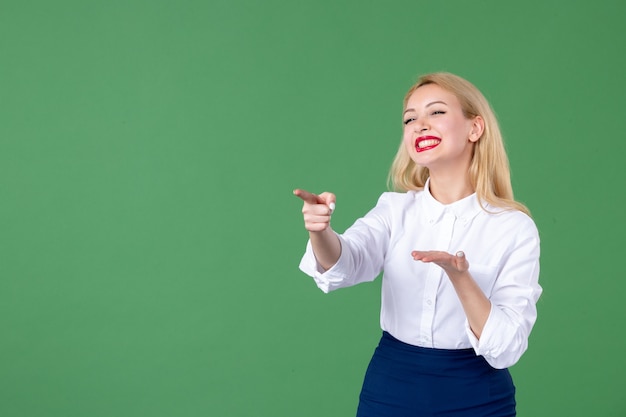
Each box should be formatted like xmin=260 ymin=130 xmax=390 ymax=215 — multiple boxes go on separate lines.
xmin=294 ymin=72 xmax=541 ymax=417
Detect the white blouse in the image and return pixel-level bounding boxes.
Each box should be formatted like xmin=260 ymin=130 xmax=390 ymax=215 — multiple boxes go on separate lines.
xmin=299 ymin=182 xmax=542 ymax=369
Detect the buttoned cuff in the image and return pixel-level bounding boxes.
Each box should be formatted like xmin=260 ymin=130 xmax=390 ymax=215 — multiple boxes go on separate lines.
xmin=465 ymin=303 xmax=519 ymax=369
xmin=298 ymin=234 xmax=353 ymax=293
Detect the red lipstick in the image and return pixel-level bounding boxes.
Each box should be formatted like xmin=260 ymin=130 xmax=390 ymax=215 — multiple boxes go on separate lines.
xmin=415 ymin=136 xmax=441 ymax=153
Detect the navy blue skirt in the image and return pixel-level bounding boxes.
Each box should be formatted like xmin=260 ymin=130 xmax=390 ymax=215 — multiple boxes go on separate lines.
xmin=357 ymin=332 xmax=516 ymax=417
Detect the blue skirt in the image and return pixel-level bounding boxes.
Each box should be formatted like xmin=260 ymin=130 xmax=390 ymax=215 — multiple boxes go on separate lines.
xmin=357 ymin=332 xmax=516 ymax=417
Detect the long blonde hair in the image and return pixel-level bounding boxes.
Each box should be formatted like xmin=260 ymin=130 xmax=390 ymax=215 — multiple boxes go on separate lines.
xmin=388 ymin=72 xmax=530 ymax=216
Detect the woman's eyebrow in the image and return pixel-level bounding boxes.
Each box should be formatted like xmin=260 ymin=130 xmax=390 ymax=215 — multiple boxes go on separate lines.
xmin=426 ymin=100 xmax=447 ymax=107
xmin=403 ymin=101 xmax=448 ymax=115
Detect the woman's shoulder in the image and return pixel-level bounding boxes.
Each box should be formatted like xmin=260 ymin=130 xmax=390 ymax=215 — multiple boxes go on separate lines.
xmin=376 ymin=189 xmax=425 ymax=206
xmin=481 ymin=203 xmax=539 ymax=235
xmin=378 ymin=188 xmax=424 ymax=201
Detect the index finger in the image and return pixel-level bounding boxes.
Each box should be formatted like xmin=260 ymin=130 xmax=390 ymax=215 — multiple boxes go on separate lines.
xmin=293 ymin=189 xmax=323 ymax=204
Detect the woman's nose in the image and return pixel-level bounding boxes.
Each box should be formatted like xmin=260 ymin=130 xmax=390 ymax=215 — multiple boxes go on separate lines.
xmin=414 ymin=123 xmax=428 ymax=133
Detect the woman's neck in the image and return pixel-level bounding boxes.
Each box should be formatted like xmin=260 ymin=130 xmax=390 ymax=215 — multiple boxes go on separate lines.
xmin=428 ymin=174 xmax=474 ymax=205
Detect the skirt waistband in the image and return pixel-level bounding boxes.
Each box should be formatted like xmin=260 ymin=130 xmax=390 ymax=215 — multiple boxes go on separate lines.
xmin=381 ymin=331 xmax=475 ymax=357
xmin=378 ymin=331 xmax=495 ymax=376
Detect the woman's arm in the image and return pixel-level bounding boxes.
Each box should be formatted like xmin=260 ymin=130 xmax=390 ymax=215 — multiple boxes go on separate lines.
xmin=411 ymin=251 xmax=491 ymax=339
xmin=413 ymin=217 xmax=541 ymax=369
xmin=294 ymin=189 xmax=341 ymax=271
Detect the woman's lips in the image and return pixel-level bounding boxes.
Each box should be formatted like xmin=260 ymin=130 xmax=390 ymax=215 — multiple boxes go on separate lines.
xmin=415 ymin=136 xmax=441 ymax=153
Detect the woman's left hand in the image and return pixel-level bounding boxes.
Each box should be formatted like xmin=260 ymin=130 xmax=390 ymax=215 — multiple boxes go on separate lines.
xmin=412 ymin=251 xmax=490 ymax=339
xmin=411 ymin=250 xmax=470 ymax=275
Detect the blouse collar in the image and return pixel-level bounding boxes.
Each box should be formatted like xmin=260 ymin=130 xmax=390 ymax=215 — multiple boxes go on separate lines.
xmin=420 ymin=178 xmax=484 ymax=224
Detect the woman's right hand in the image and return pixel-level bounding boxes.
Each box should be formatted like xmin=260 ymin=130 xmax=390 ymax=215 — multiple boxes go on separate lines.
xmin=293 ymin=189 xmax=336 ymax=232
xmin=293 ymin=189 xmax=341 ymax=270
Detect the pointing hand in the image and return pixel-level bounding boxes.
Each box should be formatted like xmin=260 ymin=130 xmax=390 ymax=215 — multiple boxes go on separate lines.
xmin=293 ymin=189 xmax=336 ymax=232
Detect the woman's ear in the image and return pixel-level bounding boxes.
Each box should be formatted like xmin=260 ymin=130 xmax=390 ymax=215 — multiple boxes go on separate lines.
xmin=469 ymin=116 xmax=485 ymax=143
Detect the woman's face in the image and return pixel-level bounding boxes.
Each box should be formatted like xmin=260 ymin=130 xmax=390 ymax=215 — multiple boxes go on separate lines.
xmin=402 ymin=84 xmax=480 ymax=172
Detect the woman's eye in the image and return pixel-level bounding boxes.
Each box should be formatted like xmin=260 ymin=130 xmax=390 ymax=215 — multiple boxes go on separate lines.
xmin=403 ymin=118 xmax=415 ymax=125
xmin=432 ymin=110 xmax=446 ymax=115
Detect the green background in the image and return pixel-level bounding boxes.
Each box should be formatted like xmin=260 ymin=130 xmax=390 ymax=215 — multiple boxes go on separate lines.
xmin=1 ymin=0 xmax=625 ymax=416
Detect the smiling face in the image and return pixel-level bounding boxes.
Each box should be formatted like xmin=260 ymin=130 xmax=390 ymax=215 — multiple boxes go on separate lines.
xmin=402 ymin=83 xmax=483 ymax=174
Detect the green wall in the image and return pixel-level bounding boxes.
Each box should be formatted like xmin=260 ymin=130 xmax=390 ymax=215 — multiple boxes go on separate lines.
xmin=1 ymin=0 xmax=625 ymax=415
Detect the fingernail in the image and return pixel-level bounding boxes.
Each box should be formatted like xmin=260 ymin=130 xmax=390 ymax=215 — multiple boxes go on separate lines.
xmin=329 ymin=202 xmax=336 ymax=213
xmin=456 ymin=251 xmax=464 ymax=257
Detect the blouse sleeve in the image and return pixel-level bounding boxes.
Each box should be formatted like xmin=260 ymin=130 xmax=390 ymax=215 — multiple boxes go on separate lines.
xmin=298 ymin=193 xmax=393 ymax=293
xmin=466 ymin=214 xmax=542 ymax=369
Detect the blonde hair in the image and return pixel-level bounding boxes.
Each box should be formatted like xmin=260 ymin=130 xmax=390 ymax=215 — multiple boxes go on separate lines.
xmin=388 ymin=72 xmax=530 ymax=216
